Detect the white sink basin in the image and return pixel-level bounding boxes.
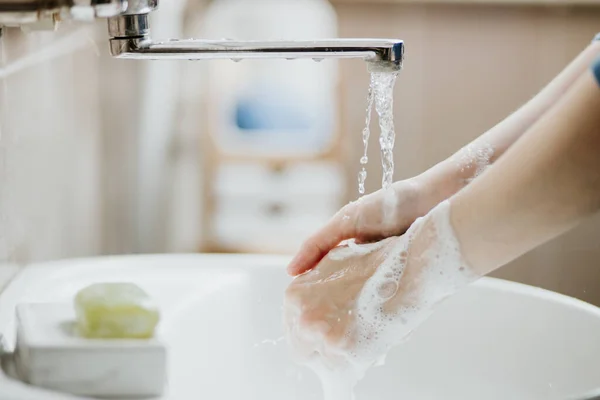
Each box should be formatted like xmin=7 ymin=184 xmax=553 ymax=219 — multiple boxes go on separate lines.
xmin=0 ymin=254 xmax=599 ymax=399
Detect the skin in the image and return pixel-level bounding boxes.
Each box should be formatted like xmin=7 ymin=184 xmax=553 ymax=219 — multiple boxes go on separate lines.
xmin=285 ymin=220 xmax=441 ymax=350
xmin=453 ymin=68 xmax=600 ymax=275
xmin=285 ymin=239 xmax=393 ymax=358
xmin=287 ymin=40 xmax=600 ymax=277
xmin=285 ymin=42 xmax=600 ymax=359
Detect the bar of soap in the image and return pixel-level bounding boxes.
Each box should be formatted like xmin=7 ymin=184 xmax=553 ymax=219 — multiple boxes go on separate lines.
xmin=74 ymin=283 xmax=159 ymax=339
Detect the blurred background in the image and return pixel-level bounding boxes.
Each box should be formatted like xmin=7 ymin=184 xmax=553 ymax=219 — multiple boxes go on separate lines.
xmin=0 ymin=0 xmax=599 ymax=303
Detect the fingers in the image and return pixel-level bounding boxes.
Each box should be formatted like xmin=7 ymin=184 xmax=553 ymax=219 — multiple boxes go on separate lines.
xmin=287 ymin=203 xmax=360 ymax=276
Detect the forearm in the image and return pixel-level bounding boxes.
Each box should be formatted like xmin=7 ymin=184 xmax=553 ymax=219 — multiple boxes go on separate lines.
xmin=451 ymin=66 xmax=600 ymax=276
xmin=414 ymin=40 xmax=600 ymax=215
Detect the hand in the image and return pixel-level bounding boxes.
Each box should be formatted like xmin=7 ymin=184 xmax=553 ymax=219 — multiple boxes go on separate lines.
xmin=287 ymin=178 xmax=427 ymax=277
xmin=284 ymin=202 xmax=475 ymax=368
xmin=284 ymin=201 xmax=476 ymax=371
xmin=284 ymin=237 xmax=396 ymax=369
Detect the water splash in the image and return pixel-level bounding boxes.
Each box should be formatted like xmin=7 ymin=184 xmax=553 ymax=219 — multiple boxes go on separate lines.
xmin=253 ymin=336 xmax=285 ymax=348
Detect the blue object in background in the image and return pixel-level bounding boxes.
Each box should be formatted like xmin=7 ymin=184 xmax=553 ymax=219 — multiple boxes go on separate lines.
xmin=234 ymin=87 xmax=312 ymax=132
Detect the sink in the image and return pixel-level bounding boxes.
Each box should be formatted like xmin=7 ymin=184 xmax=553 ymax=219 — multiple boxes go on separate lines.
xmin=0 ymin=254 xmax=599 ymax=399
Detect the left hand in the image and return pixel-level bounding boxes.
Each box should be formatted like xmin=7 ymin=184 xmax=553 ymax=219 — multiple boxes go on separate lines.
xmin=284 ymin=205 xmax=463 ymax=370
xmin=284 ymin=237 xmax=395 ymax=367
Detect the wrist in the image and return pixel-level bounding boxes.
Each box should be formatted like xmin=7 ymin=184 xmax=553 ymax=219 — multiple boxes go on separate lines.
xmin=413 ymin=141 xmax=496 ymax=215
xmin=411 ymin=162 xmax=464 ymax=217
xmin=382 ymin=200 xmax=478 ymax=314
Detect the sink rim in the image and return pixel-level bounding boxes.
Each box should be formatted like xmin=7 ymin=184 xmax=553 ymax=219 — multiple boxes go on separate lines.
xmin=1 ymin=252 xmax=597 ymax=312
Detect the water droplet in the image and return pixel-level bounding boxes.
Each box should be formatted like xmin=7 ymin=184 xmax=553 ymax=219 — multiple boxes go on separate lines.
xmin=313 ymin=58 xmax=324 ymax=62
xmin=231 ymin=58 xmax=242 ymax=63
xmin=360 ymin=156 xmax=368 ymax=164
xmin=358 ymin=168 xmax=367 ymax=195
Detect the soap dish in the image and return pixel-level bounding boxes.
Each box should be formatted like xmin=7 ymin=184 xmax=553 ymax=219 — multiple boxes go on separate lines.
xmin=14 ymin=303 xmax=167 ymax=398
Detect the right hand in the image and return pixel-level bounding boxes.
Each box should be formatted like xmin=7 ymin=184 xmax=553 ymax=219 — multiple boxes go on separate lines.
xmin=287 ymin=178 xmax=427 ymax=276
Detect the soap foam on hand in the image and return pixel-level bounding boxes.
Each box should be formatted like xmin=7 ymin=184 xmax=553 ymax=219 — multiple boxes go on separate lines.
xmin=350 ymin=201 xmax=477 ymax=366
xmin=284 ymin=200 xmax=479 ymax=400
xmin=452 ymin=141 xmax=495 ymax=184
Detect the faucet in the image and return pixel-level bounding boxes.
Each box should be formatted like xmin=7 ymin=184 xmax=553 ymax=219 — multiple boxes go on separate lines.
xmin=0 ymin=0 xmax=404 ymax=70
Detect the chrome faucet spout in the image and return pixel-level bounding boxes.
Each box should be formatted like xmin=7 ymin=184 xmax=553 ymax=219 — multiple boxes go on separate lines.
xmin=109 ymin=37 xmax=404 ymax=68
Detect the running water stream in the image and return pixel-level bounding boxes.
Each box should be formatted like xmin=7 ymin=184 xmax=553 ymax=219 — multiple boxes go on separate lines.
xmin=357 ymin=71 xmax=399 ymax=195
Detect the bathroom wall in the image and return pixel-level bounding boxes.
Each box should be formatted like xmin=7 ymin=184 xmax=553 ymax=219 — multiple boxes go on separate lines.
xmin=0 ymin=10 xmax=200 ymax=265
xmin=0 ymin=26 xmax=103 ymax=266
xmin=0 ymin=5 xmax=201 ymax=270
xmin=0 ymin=23 xmax=147 ymax=267
xmin=333 ymin=1 xmax=600 ymax=304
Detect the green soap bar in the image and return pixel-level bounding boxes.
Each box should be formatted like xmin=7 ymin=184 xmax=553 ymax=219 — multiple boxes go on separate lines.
xmin=74 ymin=283 xmax=160 ymax=339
